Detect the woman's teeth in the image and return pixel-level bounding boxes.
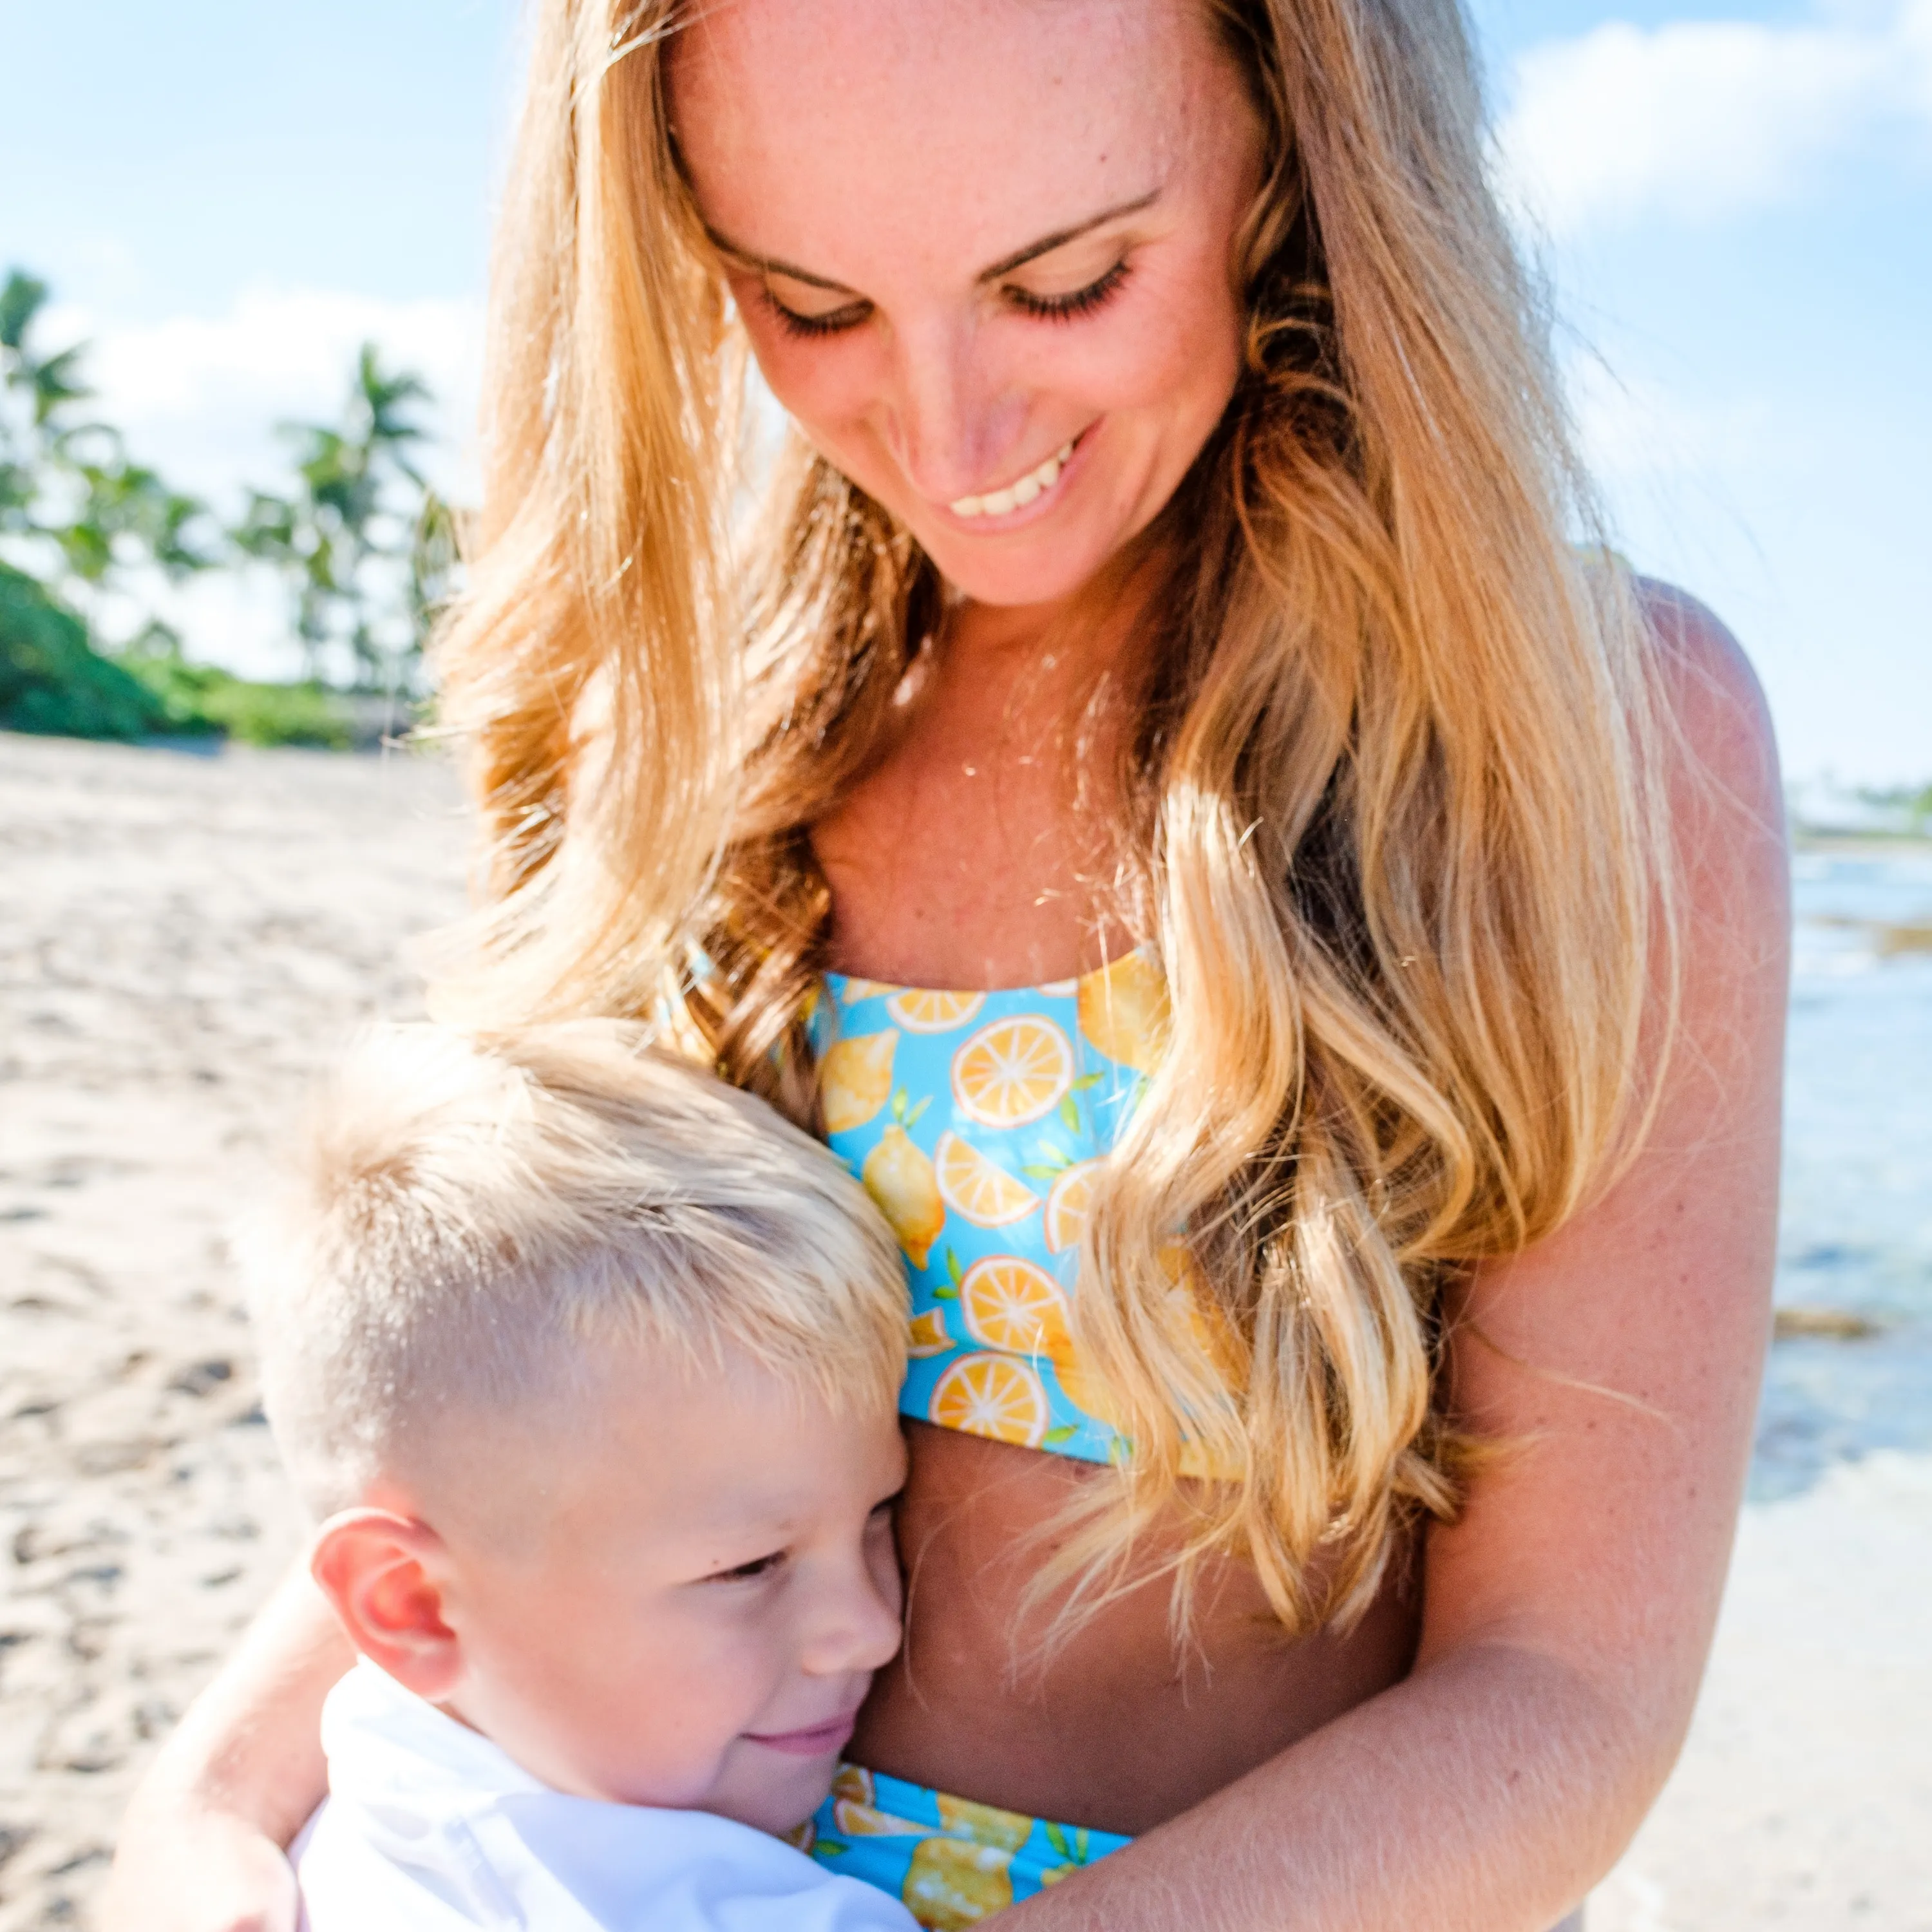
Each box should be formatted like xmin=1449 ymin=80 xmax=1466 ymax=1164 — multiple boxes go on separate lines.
xmin=949 ymin=442 xmax=1075 ymax=520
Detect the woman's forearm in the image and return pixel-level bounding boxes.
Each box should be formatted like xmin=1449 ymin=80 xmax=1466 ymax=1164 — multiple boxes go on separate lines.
xmin=1005 ymin=1638 xmax=1667 ymax=1932
xmin=103 ymin=1561 xmax=351 ymax=1931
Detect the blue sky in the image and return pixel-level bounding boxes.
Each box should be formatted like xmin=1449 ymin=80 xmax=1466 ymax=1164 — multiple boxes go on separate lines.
xmin=3 ymin=0 xmax=1927 ymax=782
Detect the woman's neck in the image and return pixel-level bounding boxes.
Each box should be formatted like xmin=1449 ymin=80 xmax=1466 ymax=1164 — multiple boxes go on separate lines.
xmin=809 ymin=573 xmax=1157 ymax=990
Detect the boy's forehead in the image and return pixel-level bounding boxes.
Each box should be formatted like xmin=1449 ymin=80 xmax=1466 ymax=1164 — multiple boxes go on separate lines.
xmin=540 ymin=1360 xmax=893 ymax=1537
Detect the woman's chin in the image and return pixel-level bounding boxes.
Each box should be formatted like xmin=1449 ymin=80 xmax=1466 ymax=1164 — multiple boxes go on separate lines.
xmin=920 ymin=526 xmax=1122 ymax=612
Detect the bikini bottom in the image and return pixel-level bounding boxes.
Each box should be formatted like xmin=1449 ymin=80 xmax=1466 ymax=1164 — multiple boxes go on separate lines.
xmin=802 ymin=1762 xmax=1587 ymax=1931
xmin=802 ymin=1763 xmax=1130 ymax=1927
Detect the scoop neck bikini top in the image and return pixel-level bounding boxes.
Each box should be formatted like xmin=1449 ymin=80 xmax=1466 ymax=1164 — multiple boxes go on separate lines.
xmin=806 ymin=953 xmax=1168 ymax=1463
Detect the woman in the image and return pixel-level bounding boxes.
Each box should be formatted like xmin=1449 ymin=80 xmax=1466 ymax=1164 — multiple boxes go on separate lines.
xmin=107 ymin=0 xmax=1788 ymax=1926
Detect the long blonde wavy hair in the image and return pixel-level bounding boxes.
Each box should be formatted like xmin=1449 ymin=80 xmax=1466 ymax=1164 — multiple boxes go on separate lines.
xmin=434 ymin=0 xmax=1678 ymax=1639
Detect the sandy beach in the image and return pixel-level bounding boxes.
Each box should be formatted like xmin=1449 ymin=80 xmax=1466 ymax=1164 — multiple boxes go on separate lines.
xmin=1 ymin=732 xmax=1927 ymax=1929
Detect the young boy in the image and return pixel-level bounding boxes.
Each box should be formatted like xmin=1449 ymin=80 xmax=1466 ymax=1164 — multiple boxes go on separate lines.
xmin=243 ymin=1021 xmax=920 ymax=1931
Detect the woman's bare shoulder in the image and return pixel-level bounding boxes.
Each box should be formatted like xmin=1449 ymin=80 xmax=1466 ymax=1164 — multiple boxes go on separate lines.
xmin=1632 ymin=574 xmax=1781 ymax=830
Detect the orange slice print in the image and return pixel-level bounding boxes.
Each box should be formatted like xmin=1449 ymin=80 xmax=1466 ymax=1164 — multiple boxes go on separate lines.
xmin=1042 ymin=1160 xmax=1101 ymax=1255
xmin=886 ymin=989 xmax=988 ymax=1034
xmin=933 ymin=1130 xmax=1039 ymax=1227
xmin=928 ymin=1352 xmax=1048 ymax=1447
xmin=907 ymin=1308 xmax=953 ymax=1357
xmin=958 ymin=1256 xmax=1074 ymax=1361
xmin=951 ymin=1016 xmax=1074 ymax=1129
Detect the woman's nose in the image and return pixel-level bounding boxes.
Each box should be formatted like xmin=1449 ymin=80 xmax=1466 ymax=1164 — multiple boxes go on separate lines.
xmin=880 ymin=314 xmax=1015 ymax=505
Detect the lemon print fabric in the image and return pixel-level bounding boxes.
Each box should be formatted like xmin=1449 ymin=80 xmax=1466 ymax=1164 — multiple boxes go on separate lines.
xmin=810 ymin=959 xmax=1160 ymax=1463
xmin=806 ymin=1763 xmax=1130 ymax=1927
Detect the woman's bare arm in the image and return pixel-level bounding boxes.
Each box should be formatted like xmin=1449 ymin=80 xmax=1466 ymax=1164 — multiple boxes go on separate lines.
xmin=1006 ymin=589 xmax=1788 ymax=1930
xmin=102 ymin=1562 xmax=350 ymax=1932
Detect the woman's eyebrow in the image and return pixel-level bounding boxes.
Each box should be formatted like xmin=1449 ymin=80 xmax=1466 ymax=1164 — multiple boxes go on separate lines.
xmin=705 ymin=189 xmax=1162 ymax=297
xmin=974 ymin=190 xmax=1160 ymax=280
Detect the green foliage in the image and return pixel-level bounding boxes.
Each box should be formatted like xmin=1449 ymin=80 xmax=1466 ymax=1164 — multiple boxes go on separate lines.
xmin=0 ymin=562 xmax=355 ymax=747
xmin=1856 ymin=782 xmax=1932 ymax=833
xmin=120 ymin=656 xmax=353 ymax=749
xmin=2 ymin=265 xmax=462 ymax=739
xmin=0 ymin=560 xmax=187 ymax=739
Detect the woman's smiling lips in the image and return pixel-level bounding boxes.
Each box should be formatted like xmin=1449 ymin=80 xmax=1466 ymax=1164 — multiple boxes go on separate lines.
xmin=743 ymin=1710 xmax=861 ymax=1757
xmin=942 ymin=428 xmax=1092 ymax=529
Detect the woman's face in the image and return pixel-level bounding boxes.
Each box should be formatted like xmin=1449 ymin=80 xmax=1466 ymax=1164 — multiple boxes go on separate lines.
xmin=669 ymin=0 xmax=1262 ymax=611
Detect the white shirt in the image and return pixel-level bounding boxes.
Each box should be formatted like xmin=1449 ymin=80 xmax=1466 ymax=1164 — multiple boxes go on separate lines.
xmin=294 ymin=1662 xmax=916 ymax=1932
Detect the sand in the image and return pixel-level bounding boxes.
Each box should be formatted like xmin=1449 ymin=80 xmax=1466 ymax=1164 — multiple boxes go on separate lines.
xmin=0 ymin=733 xmax=467 ymax=1928
xmin=1 ymin=732 xmax=1927 ymax=1929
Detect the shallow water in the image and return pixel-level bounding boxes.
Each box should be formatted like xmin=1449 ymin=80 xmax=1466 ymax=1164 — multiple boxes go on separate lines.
xmin=1755 ymin=846 xmax=1932 ymax=1499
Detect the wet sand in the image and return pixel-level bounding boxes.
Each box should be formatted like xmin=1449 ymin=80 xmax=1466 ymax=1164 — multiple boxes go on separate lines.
xmin=1 ymin=732 xmax=1926 ymax=1929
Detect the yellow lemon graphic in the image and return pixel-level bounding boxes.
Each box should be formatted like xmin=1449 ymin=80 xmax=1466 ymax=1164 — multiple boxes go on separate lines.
xmin=903 ymin=1838 xmax=1015 ymax=1929
xmin=886 ymin=989 xmax=988 ymax=1034
xmin=958 ymin=1256 xmax=1073 ymax=1361
xmin=1042 ymin=1159 xmax=1102 ymax=1255
xmin=933 ymin=1131 xmax=1039 ymax=1228
xmin=821 ymin=1030 xmax=898 ymax=1134
xmin=862 ymin=1125 xmax=945 ymax=1269
xmin=928 ymin=1352 xmax=1048 ymax=1447
xmin=1050 ymin=1352 xmax=1114 ymax=1427
xmin=1076 ymin=951 xmax=1170 ymax=1074
xmin=781 ymin=1817 xmax=817 ymax=1853
xmin=907 ymin=1308 xmax=953 ymax=1357
xmin=933 ymin=1794 xmax=1035 ymax=1853
xmin=831 ymin=1766 xmax=875 ymax=1807
xmin=951 ymin=1016 xmax=1075 ymax=1129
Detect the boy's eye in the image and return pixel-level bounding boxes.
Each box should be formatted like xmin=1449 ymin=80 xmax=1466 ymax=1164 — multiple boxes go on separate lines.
xmin=706 ymin=1549 xmax=787 ymax=1584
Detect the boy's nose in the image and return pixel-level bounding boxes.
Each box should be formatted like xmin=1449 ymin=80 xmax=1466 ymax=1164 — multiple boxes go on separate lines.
xmin=805 ymin=1562 xmax=904 ymax=1678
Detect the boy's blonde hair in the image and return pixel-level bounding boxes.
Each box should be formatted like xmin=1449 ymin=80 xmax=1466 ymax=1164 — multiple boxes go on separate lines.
xmin=246 ymin=1021 xmax=909 ymax=1517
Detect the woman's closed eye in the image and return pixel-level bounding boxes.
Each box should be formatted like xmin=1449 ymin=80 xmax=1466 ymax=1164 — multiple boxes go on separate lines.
xmin=761 ymin=258 xmax=1133 ymax=340
xmin=1002 ymin=258 xmax=1132 ymax=323
xmin=761 ymin=286 xmax=871 ymax=340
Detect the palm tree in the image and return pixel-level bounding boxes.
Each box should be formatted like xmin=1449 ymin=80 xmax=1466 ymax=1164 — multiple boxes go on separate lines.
xmin=234 ymin=343 xmax=449 ymax=691
xmin=1 ymin=268 xmax=215 ymax=645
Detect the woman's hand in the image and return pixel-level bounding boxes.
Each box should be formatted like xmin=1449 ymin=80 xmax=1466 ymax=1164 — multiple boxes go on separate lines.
xmin=102 ymin=1562 xmax=350 ymax=1932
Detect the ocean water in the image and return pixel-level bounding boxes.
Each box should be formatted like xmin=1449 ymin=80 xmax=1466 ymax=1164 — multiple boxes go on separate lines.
xmin=1755 ymin=846 xmax=1932 ymax=1499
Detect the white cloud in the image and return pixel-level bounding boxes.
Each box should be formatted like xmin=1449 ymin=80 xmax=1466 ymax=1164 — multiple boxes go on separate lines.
xmin=1495 ymin=0 xmax=1932 ymax=235
xmin=43 ymin=286 xmax=485 ymax=510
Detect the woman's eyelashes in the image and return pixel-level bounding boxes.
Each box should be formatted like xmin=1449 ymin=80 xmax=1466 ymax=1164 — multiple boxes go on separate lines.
xmin=762 ymin=289 xmax=869 ymax=340
xmin=1004 ymin=258 xmax=1132 ymax=323
xmin=760 ymin=258 xmax=1132 ymax=339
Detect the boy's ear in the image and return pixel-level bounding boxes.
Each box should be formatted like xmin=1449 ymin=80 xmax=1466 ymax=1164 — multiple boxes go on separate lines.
xmin=310 ymin=1510 xmax=464 ymax=1701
